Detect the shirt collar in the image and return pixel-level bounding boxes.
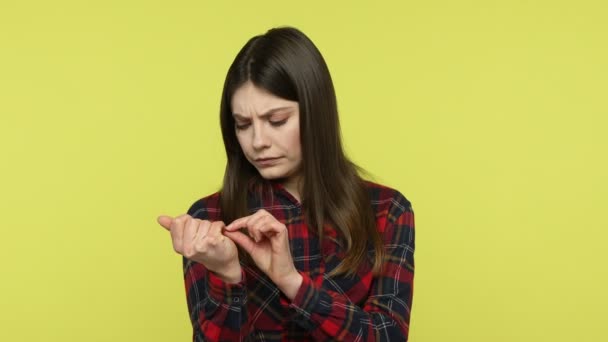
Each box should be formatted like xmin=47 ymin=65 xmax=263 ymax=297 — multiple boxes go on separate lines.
xmin=247 ymin=177 xmax=301 ymax=206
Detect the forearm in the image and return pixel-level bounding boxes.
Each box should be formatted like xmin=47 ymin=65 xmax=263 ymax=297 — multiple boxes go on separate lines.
xmin=212 ymin=260 xmax=243 ymax=284
xmin=274 ymin=271 xmax=303 ymax=300
xmin=288 ymin=273 xmax=411 ymax=341
xmin=184 ymin=259 xmax=249 ymax=341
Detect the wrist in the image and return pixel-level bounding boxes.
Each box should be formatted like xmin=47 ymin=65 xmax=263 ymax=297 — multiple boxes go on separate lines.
xmin=276 ymin=271 xmax=303 ymax=300
xmin=214 ymin=263 xmax=242 ymax=284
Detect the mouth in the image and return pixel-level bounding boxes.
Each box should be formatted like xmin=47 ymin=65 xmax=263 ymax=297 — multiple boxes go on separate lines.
xmin=255 ymin=157 xmax=282 ymax=167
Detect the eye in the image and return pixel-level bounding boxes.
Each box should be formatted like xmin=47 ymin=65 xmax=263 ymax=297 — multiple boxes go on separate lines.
xmin=269 ymin=119 xmax=287 ymax=127
xmin=235 ymin=122 xmax=251 ymax=130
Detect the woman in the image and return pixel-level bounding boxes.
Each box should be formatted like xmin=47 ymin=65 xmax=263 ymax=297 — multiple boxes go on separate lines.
xmin=157 ymin=26 xmax=415 ymax=341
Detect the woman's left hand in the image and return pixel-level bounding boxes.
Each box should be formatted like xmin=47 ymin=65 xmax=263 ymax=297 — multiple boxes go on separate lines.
xmin=223 ymin=209 xmax=302 ymax=299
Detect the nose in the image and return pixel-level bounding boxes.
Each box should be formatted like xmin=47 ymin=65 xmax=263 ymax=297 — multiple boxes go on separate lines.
xmin=252 ymin=124 xmax=270 ymax=150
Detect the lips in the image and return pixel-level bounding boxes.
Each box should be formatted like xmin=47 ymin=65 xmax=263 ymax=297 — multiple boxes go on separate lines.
xmin=255 ymin=157 xmax=281 ymax=167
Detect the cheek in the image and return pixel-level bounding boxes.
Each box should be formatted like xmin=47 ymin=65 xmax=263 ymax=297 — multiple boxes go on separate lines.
xmin=289 ymin=127 xmax=302 ymax=156
xmin=235 ymin=133 xmax=249 ymax=154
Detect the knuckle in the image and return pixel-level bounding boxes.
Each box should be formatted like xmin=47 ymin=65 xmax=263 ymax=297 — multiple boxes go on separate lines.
xmin=208 ymin=237 xmax=217 ymax=247
xmin=172 ymin=243 xmax=182 ymax=254
xmin=193 ymin=240 xmax=204 ymax=253
xmin=188 ymin=248 xmax=198 ymax=259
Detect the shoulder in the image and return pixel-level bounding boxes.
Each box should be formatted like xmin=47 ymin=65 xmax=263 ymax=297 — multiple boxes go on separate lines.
xmin=186 ymin=191 xmax=222 ymax=220
xmin=364 ymin=181 xmax=415 ymax=249
xmin=364 ymin=180 xmax=414 ymax=224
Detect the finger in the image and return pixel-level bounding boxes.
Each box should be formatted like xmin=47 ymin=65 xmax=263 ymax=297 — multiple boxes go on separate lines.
xmin=224 ymin=230 xmax=255 ymax=254
xmin=244 ymin=215 xmax=263 ymax=242
xmin=201 ymin=221 xmax=226 ymax=247
xmin=260 ymin=222 xmax=289 ymax=252
xmin=170 ymin=214 xmax=191 ymax=254
xmin=227 ymin=209 xmax=269 ymax=230
xmin=157 ymin=215 xmax=173 ymax=230
xmin=207 ymin=221 xmax=225 ymax=238
xmin=257 ymin=219 xmax=283 ymax=238
xmin=182 ymin=218 xmax=199 ymax=256
xmin=225 ymin=215 xmax=252 ymax=231
xmin=250 ymin=215 xmax=275 ymax=242
xmin=246 ymin=211 xmax=267 ymax=227
xmin=195 ymin=220 xmax=211 ymax=243
xmin=237 ymin=210 xmax=270 ymax=242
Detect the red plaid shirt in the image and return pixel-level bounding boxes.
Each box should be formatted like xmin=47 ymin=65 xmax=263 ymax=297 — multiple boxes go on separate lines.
xmin=183 ymin=180 xmax=415 ymax=341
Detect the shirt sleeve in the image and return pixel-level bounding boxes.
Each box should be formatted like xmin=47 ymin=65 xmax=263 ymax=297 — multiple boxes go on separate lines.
xmin=288 ymin=197 xmax=415 ymax=341
xmin=183 ymin=199 xmax=250 ymax=341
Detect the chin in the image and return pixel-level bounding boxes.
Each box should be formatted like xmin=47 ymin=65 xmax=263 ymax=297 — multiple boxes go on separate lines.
xmin=257 ymin=169 xmax=287 ymax=180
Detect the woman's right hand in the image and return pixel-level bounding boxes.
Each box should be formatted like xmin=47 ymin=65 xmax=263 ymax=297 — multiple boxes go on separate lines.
xmin=157 ymin=214 xmax=242 ymax=283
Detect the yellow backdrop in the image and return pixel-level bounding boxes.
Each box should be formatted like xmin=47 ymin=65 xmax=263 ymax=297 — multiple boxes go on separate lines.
xmin=1 ymin=0 xmax=606 ymax=341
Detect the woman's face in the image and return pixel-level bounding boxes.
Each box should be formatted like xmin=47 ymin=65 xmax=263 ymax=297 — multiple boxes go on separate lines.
xmin=231 ymin=81 xmax=302 ymax=183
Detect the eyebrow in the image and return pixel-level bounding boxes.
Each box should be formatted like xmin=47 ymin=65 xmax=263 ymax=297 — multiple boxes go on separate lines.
xmin=232 ymin=106 xmax=294 ymax=120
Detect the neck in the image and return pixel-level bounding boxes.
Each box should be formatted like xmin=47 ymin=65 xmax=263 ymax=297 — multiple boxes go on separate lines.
xmin=281 ymin=175 xmax=302 ymax=203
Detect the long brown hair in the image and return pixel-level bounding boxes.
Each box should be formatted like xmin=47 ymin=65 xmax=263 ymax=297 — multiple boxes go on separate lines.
xmin=218 ymin=26 xmax=384 ymax=277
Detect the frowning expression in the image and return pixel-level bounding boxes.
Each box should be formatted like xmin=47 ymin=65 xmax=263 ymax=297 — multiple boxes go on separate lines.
xmin=231 ymin=81 xmax=302 ymax=182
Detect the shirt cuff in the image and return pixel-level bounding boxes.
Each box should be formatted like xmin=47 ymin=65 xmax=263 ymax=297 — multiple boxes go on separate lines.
xmin=288 ymin=273 xmax=331 ymax=318
xmin=207 ymin=269 xmax=246 ymax=306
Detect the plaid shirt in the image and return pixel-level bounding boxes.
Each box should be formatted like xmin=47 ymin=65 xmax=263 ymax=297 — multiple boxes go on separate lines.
xmin=183 ymin=180 xmax=415 ymax=341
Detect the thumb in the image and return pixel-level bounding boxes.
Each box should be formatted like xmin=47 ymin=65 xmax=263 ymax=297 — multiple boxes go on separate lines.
xmin=157 ymin=215 xmax=174 ymax=230
xmin=224 ymin=230 xmax=255 ymax=255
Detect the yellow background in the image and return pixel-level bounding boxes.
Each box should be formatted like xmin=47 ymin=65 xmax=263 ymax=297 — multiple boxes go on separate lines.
xmin=1 ymin=0 xmax=606 ymax=341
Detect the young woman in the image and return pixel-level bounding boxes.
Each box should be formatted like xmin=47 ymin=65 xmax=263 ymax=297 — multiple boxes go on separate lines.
xmin=157 ymin=26 xmax=415 ymax=341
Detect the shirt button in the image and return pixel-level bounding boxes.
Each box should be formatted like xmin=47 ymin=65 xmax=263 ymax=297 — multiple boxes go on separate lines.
xmin=234 ymin=297 xmax=239 ymax=303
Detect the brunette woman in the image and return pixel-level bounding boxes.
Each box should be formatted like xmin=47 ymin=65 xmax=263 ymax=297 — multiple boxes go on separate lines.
xmin=158 ymin=26 xmax=415 ymax=341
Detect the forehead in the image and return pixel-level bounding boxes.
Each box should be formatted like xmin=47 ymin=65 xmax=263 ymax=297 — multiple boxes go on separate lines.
xmin=231 ymin=81 xmax=296 ymax=114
